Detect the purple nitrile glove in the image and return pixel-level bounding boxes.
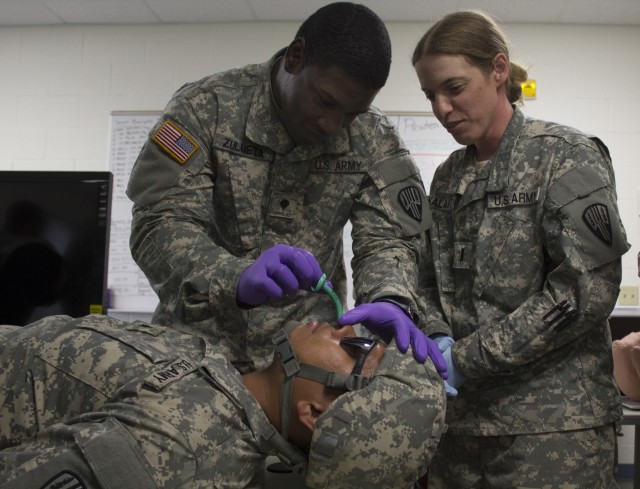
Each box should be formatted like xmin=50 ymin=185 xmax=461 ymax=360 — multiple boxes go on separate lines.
xmin=337 ymin=302 xmax=448 ymax=379
xmin=236 ymin=244 xmax=323 ymax=307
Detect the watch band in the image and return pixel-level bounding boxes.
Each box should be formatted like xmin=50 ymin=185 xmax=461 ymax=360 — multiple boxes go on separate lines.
xmin=377 ymin=298 xmax=416 ymax=322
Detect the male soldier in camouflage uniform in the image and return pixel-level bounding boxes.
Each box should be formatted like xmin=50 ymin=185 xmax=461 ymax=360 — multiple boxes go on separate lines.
xmin=411 ymin=10 xmax=630 ymax=489
xmin=0 ymin=314 xmax=446 ymax=489
xmin=126 ymin=2 xmax=446 ymax=377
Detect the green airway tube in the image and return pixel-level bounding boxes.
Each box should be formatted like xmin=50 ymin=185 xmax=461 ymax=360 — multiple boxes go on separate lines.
xmin=311 ymin=273 xmax=344 ymax=319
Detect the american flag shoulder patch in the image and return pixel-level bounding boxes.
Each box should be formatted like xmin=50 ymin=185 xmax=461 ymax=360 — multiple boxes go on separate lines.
xmin=152 ymin=120 xmax=198 ymax=164
xmin=41 ymin=470 xmax=87 ymax=489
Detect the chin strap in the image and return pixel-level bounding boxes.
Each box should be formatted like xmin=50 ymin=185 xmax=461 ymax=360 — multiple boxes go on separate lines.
xmin=261 ymin=425 xmax=308 ymax=474
xmin=273 ymin=329 xmax=300 ymax=441
xmin=272 ymin=329 xmax=372 ymax=441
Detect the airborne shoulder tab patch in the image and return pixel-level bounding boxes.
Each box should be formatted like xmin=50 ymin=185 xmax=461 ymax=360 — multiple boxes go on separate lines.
xmin=583 ymin=203 xmax=612 ymax=245
xmin=152 ymin=120 xmax=199 ymax=164
xmin=398 ymin=186 xmax=423 ymax=222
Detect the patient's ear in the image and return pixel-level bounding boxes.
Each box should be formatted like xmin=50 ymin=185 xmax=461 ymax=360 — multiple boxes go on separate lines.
xmin=295 ymin=400 xmax=325 ymax=431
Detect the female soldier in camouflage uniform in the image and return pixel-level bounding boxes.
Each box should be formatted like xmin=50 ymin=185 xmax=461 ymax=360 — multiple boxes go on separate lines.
xmin=412 ymin=9 xmax=629 ymax=489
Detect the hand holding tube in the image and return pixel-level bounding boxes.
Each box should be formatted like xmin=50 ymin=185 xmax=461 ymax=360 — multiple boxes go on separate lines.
xmin=236 ymin=244 xmax=323 ymax=307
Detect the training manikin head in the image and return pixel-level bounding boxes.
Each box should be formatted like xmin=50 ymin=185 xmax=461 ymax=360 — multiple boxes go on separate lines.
xmin=268 ymin=321 xmax=447 ymax=489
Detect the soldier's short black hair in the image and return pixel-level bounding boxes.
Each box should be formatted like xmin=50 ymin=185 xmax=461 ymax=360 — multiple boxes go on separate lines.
xmin=295 ymin=2 xmax=391 ymax=89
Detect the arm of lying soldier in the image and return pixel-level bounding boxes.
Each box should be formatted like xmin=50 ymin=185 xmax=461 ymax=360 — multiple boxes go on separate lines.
xmin=0 ymin=314 xmax=446 ymax=489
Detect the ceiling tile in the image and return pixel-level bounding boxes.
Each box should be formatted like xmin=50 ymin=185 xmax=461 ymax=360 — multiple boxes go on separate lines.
xmin=0 ymin=0 xmax=64 ymax=25
xmin=145 ymin=0 xmax=256 ymax=23
xmin=247 ymin=0 xmax=336 ymax=21
xmin=44 ymin=0 xmax=159 ymax=24
xmin=0 ymin=0 xmax=637 ymax=26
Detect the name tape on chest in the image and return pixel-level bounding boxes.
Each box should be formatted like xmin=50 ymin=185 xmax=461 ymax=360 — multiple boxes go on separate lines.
xmin=144 ymin=357 xmax=198 ymax=390
xmin=429 ymin=194 xmax=455 ymax=211
xmin=430 ymin=188 xmax=540 ymax=212
xmin=152 ymin=120 xmax=199 ymax=164
xmin=312 ymin=159 xmax=368 ymax=172
xmin=217 ymin=136 xmax=275 ymax=162
xmin=488 ymin=188 xmax=540 ymax=209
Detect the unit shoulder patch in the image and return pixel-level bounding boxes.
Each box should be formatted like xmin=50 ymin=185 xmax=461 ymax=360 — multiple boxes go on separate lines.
xmin=398 ymin=186 xmax=423 ymax=222
xmin=582 ymin=203 xmax=612 ymax=245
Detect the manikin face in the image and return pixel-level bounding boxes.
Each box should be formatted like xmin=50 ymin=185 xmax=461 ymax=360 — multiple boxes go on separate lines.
xmin=282 ymin=321 xmax=385 ymax=452
xmin=414 ymin=53 xmax=503 ymax=148
xmin=288 ymin=322 xmax=385 ymax=377
xmin=277 ymin=54 xmax=378 ymax=145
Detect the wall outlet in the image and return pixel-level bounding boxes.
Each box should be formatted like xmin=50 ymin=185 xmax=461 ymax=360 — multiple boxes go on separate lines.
xmin=619 ymin=285 xmax=639 ymax=306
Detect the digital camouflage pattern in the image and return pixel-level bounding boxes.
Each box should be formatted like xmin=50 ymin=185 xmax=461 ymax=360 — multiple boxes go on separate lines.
xmin=428 ymin=424 xmax=618 ymax=489
xmin=308 ymin=341 xmax=446 ymax=488
xmin=126 ymin=50 xmax=431 ymax=373
xmin=0 ymin=314 xmax=446 ymax=489
xmin=423 ymin=107 xmax=629 ymax=436
xmin=0 ymin=314 xmax=283 ymax=489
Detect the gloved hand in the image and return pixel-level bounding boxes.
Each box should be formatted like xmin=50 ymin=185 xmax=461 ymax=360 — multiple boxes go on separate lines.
xmin=236 ymin=244 xmax=323 ymax=307
xmin=431 ymin=334 xmax=458 ymax=397
xmin=442 ymin=345 xmax=465 ymax=394
xmin=337 ymin=302 xmax=448 ymax=378
xmin=432 ymin=334 xmax=454 ymax=352
xmin=443 ymin=379 xmax=459 ymax=397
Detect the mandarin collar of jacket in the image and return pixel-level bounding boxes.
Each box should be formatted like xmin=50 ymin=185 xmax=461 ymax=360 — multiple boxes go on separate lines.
xmin=245 ymin=49 xmax=351 ymax=162
xmin=448 ymin=106 xmax=525 ymax=195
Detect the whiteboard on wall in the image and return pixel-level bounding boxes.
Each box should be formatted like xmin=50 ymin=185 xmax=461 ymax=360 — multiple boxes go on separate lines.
xmin=388 ymin=112 xmax=462 ymax=190
xmin=107 ymin=111 xmax=460 ymax=312
xmin=107 ymin=111 xmax=161 ymax=312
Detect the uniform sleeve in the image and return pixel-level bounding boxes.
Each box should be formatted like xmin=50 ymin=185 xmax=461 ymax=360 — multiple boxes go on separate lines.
xmin=127 ymin=93 xmax=250 ymax=323
xmin=0 ymin=396 xmax=263 ymax=489
xmin=349 ymin=135 xmax=433 ymax=319
xmin=454 ymin=140 xmax=630 ymax=379
xmin=416 ymin=232 xmax=453 ymax=336
xmin=0 ymin=316 xmax=264 ymax=489
xmin=0 ymin=417 xmax=163 ymax=489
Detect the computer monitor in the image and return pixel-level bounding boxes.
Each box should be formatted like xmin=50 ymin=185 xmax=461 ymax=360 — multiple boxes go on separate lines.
xmin=0 ymin=171 xmax=112 ymax=325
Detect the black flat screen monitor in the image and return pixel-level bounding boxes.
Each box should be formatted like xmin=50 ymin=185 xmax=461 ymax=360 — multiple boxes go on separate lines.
xmin=0 ymin=171 xmax=112 ymax=325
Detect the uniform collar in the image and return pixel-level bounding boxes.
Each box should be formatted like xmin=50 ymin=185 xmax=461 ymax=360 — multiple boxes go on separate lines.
xmin=441 ymin=106 xmax=525 ymax=196
xmin=485 ymin=106 xmax=526 ymax=192
xmin=245 ymin=49 xmax=351 ymax=160
xmin=200 ymin=348 xmax=281 ymax=456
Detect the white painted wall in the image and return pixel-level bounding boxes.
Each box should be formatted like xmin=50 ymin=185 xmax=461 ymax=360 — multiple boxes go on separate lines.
xmin=1 ymin=19 xmax=639 ymax=464
xmin=1 ymin=21 xmax=638 ymax=284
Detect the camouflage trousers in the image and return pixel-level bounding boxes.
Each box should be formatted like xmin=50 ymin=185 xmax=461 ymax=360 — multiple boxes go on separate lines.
xmin=427 ymin=424 xmax=619 ymax=489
